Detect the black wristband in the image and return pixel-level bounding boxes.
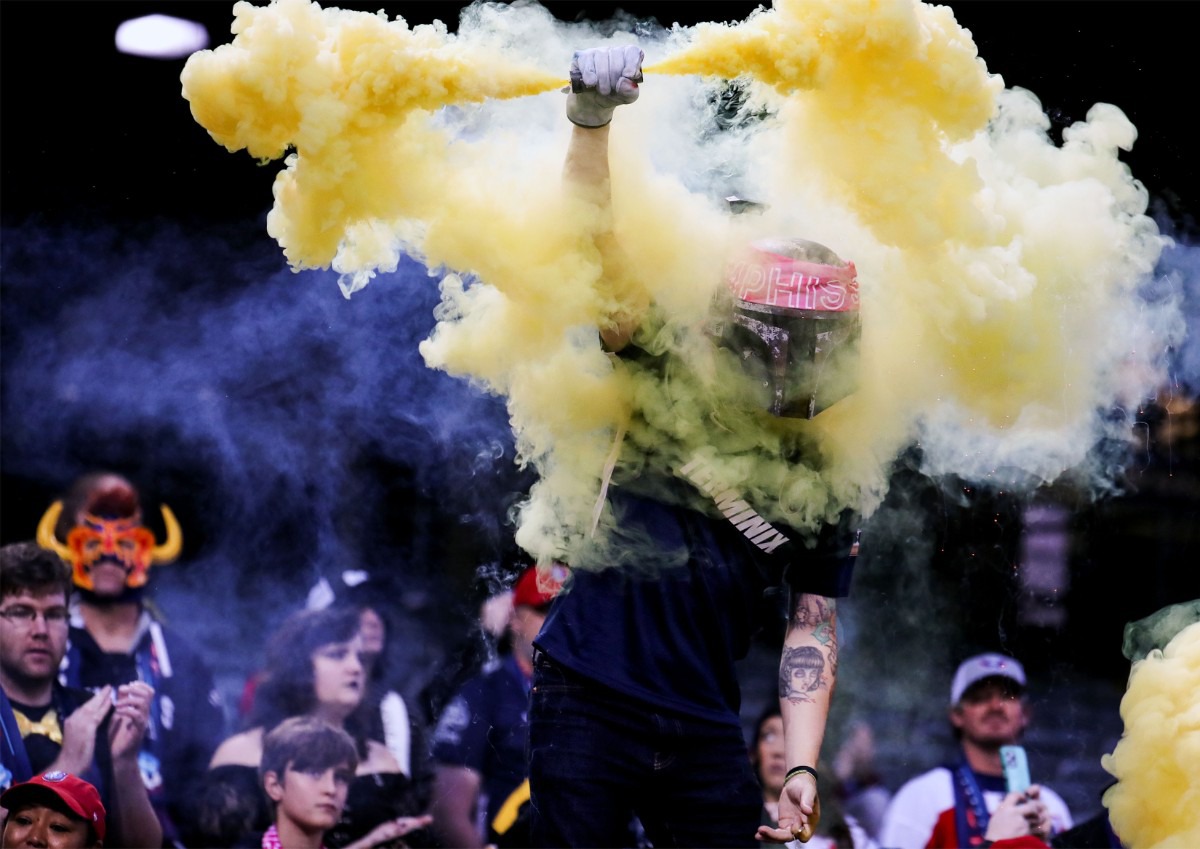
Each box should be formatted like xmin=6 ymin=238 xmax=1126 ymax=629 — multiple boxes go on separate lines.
xmin=784 ymin=765 xmax=819 ymax=785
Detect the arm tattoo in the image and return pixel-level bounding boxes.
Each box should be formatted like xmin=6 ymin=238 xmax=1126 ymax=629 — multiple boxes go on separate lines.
xmin=790 ymin=594 xmax=835 ymax=643
xmin=779 ymin=645 xmax=824 ymax=703
xmin=780 ymin=595 xmax=838 ymax=702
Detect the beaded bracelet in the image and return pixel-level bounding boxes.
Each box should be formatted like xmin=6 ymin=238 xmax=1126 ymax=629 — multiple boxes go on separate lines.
xmin=784 ymin=765 xmax=819 ymax=786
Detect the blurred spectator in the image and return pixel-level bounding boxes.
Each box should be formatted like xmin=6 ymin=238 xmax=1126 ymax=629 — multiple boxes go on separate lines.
xmin=197 ymin=607 xmax=432 ymax=849
xmin=0 ymin=541 xmax=162 ymax=849
xmin=749 ymin=704 xmax=876 ymax=849
xmin=241 ymin=571 xmax=436 ymax=812
xmin=878 ymin=652 xmax=1072 ymax=849
xmin=185 ymin=762 xmax=267 ymax=849
xmin=36 ymin=472 xmax=225 ymax=845
xmin=428 ymin=563 xmax=566 ymax=849
xmin=417 ymin=564 xmax=516 ymax=733
xmin=1 ymin=770 xmax=106 ymax=849
xmin=315 ymin=571 xmax=433 ymax=799
xmin=832 ymin=721 xmax=891 ymax=842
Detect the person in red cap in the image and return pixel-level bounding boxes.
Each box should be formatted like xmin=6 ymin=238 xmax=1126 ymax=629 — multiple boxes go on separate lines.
xmin=0 ymin=770 xmax=106 ymax=848
xmin=428 ymin=563 xmax=567 ymax=849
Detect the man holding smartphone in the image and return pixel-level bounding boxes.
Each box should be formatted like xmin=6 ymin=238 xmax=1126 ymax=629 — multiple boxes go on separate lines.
xmin=879 ymin=652 xmax=1074 ymax=849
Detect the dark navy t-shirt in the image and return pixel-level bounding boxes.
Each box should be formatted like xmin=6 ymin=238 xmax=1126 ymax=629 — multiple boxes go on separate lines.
xmin=430 ymin=655 xmax=531 ymax=831
xmin=535 ymin=479 xmax=856 ymax=726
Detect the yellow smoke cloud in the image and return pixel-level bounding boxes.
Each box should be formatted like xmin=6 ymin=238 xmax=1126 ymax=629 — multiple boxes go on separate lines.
xmin=181 ymin=0 xmax=1181 ymax=565
xmin=1103 ymin=620 xmax=1200 ymax=849
xmin=181 ymin=0 xmax=563 ymax=274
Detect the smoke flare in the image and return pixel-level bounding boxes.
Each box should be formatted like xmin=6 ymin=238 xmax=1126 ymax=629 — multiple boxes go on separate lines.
xmin=1103 ymin=615 xmax=1200 ymax=848
xmin=181 ymin=0 xmax=1184 ymax=568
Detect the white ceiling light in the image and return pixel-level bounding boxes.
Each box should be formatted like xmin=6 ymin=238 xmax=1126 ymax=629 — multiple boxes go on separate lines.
xmin=115 ymin=14 xmax=209 ymax=59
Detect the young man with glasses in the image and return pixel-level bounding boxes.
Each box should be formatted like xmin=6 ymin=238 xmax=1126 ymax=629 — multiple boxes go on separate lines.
xmin=0 ymin=541 xmax=161 ymax=849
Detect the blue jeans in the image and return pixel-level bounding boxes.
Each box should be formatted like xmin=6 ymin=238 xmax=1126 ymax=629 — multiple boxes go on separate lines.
xmin=528 ymin=652 xmax=762 ymax=848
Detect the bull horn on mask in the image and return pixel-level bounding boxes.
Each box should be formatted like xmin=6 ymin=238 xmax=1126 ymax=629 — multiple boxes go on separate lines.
xmin=36 ymin=500 xmax=74 ymax=562
xmin=38 ymin=500 xmax=183 ymax=565
xmin=152 ymin=505 xmax=183 ymax=563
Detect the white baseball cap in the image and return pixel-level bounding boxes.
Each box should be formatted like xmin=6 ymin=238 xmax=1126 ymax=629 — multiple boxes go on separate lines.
xmin=951 ymin=653 xmax=1026 ymax=705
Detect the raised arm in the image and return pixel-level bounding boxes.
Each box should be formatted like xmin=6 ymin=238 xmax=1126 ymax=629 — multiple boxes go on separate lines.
xmin=758 ymin=593 xmax=838 ymax=844
xmin=562 ymin=45 xmax=646 ymax=351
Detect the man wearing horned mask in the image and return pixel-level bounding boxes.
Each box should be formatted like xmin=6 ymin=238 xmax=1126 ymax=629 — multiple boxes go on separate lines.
xmin=37 ymin=472 xmax=226 ymax=846
xmin=526 ymin=46 xmax=861 ymax=848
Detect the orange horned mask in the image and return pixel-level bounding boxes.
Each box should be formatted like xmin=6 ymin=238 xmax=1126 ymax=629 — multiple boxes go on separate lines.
xmin=37 ymin=500 xmax=182 ymax=590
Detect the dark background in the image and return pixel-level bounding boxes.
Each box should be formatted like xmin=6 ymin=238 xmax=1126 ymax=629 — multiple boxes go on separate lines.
xmin=3 ymin=1 xmax=1197 ymax=224
xmin=2 ymin=0 xmax=1198 ymax=816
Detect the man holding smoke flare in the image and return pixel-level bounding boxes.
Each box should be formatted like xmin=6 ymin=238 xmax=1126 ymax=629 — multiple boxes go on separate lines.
xmin=526 ymin=45 xmax=862 ymax=848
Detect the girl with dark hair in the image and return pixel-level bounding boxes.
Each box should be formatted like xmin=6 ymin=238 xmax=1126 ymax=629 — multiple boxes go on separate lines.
xmin=240 ymin=608 xmax=380 ymax=756
xmin=188 ymin=608 xmax=431 ymax=849
xmin=326 ymin=578 xmax=428 ymax=785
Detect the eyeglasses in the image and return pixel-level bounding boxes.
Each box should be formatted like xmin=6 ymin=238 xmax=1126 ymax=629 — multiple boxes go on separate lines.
xmin=0 ymin=605 xmax=70 ymax=629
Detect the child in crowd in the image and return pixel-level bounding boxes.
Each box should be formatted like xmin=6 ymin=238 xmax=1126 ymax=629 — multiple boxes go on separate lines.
xmin=259 ymin=717 xmax=358 ymax=849
xmin=1 ymin=771 xmax=106 ymax=849
xmin=258 ymin=716 xmax=431 ymax=849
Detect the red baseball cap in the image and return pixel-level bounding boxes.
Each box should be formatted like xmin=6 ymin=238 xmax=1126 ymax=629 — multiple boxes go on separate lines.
xmin=512 ymin=563 xmax=568 ymax=610
xmin=1 ymin=771 xmax=107 ymax=842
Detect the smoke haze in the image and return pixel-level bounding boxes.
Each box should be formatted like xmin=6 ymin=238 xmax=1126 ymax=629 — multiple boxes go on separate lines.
xmin=2 ymin=0 xmax=1197 ymax=833
xmin=181 ymin=0 xmax=1187 ymax=570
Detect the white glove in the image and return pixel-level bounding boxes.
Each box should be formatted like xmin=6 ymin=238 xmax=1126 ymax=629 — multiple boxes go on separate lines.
xmin=566 ymin=45 xmax=644 ymax=128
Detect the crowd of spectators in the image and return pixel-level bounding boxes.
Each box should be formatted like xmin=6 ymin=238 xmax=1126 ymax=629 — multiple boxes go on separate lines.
xmin=2 ymin=471 xmax=1132 ymax=849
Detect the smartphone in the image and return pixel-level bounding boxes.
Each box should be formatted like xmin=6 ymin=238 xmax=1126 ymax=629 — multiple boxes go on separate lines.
xmin=1000 ymin=745 xmax=1031 ymax=795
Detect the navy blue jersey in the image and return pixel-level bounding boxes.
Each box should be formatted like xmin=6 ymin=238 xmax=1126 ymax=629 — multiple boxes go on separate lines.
xmin=430 ymin=655 xmax=531 ymax=831
xmin=535 ymin=480 xmax=856 ymax=726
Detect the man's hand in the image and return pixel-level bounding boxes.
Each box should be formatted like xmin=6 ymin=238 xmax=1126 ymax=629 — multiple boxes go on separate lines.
xmin=108 ymin=681 xmax=154 ymax=762
xmin=984 ymin=786 xmax=1051 ymax=842
xmin=756 ymin=772 xmax=820 ymax=844
xmin=566 ymin=45 xmax=644 ymax=127
xmin=52 ymin=686 xmax=112 ymax=775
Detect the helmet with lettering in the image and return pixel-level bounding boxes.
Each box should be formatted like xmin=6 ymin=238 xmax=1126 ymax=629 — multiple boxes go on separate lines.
xmin=715 ymin=237 xmax=860 ymax=418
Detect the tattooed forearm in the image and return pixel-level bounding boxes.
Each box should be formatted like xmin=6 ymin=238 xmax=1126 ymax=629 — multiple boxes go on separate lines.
xmin=781 ymin=595 xmax=839 ymax=702
xmin=779 ymin=645 xmax=825 ymax=702
xmin=790 ymin=593 xmax=836 ymax=639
